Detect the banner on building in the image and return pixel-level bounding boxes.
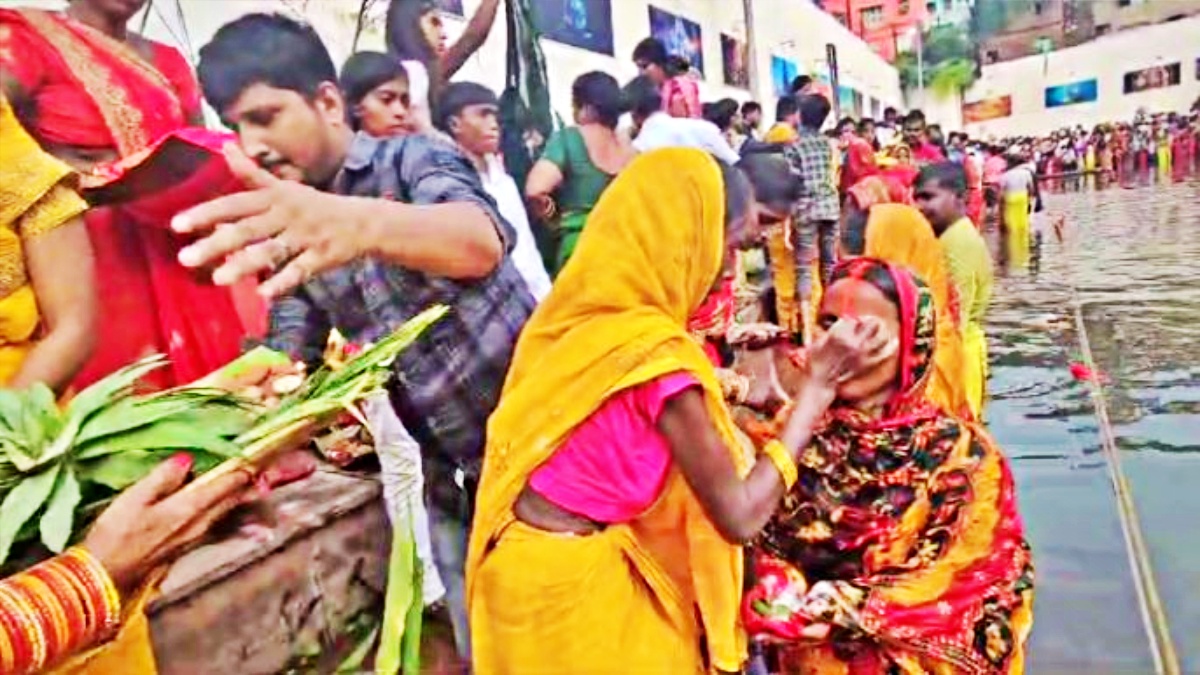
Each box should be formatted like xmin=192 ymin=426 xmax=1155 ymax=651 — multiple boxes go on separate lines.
xmin=530 ymin=0 xmax=614 ymax=55
xmin=962 ymin=95 xmax=1013 ymax=123
xmin=1044 ymin=79 xmax=1098 ymax=108
xmin=771 ymin=56 xmax=798 ymax=98
xmin=721 ymin=34 xmax=749 ymax=88
xmin=1122 ymin=62 xmax=1181 ymax=94
xmin=648 ymin=6 xmax=704 ymax=74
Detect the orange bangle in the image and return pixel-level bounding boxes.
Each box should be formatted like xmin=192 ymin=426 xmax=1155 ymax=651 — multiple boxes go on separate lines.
xmin=762 ymin=439 xmax=799 ymax=490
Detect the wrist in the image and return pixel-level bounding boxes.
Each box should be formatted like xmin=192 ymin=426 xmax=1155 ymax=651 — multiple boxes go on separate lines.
xmin=348 ymin=196 xmax=387 ymax=258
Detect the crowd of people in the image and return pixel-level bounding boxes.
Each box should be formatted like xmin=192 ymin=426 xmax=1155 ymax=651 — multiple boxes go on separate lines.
xmin=18 ymin=0 xmax=1200 ymax=672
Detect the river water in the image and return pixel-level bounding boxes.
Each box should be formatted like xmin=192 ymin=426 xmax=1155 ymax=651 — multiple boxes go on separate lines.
xmin=986 ymin=177 xmax=1200 ymax=673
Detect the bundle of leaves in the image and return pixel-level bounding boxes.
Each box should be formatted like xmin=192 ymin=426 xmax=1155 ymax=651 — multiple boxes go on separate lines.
xmin=0 ymin=304 xmax=448 ymax=572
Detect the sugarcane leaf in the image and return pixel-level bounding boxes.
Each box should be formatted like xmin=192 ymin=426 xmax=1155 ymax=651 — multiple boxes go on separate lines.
xmin=401 ymin=518 xmax=424 ymax=675
xmin=0 ymin=464 xmax=60 ymax=564
xmin=76 ymin=419 xmax=241 ymax=461
xmin=79 ymin=450 xmax=163 ymax=491
xmin=39 ymin=465 xmax=81 ymax=553
xmin=376 ymin=519 xmax=417 ymax=675
xmin=0 ymin=389 xmax=27 ymax=434
xmin=43 ymin=356 xmax=171 ymax=465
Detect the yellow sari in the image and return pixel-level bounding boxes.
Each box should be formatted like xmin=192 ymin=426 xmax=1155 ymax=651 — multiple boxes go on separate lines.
xmin=862 ymin=204 xmax=973 ymax=419
xmin=0 ymin=98 xmax=87 ymax=385
xmin=468 ymin=149 xmax=751 ymax=673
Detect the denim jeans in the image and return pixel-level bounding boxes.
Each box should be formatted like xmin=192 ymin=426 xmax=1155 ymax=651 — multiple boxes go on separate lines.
xmin=428 ymin=500 xmax=471 ymax=659
xmin=792 ymin=218 xmax=839 ymax=299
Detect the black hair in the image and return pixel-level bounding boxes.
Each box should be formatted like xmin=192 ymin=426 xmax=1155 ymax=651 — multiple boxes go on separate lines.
xmin=903 ymin=109 xmax=926 ymax=126
xmin=774 ymin=94 xmax=798 ymax=122
xmin=339 ymin=51 xmax=407 ymax=110
xmin=435 ymin=81 xmax=498 ymax=134
xmin=915 ymin=161 xmax=968 ymax=197
xmin=572 ymin=71 xmax=624 ymax=129
xmin=840 ymin=201 xmax=870 ymax=256
xmin=789 ymin=75 xmax=812 ymax=94
xmin=666 ymin=55 xmax=692 ymax=77
xmin=736 ymin=153 xmax=801 ymax=212
xmin=798 ymin=94 xmax=831 ymax=130
xmin=623 ymin=75 xmax=661 ymax=120
xmin=386 ymin=0 xmax=438 ymax=63
xmin=704 ymin=98 xmax=740 ymax=132
xmin=718 ymin=161 xmax=754 ymax=229
xmin=883 ymin=106 xmax=897 ymax=117
xmin=830 ymin=260 xmax=902 ymax=309
xmin=198 ymin=13 xmax=337 ymax=115
xmin=632 ymin=37 xmax=668 ymax=67
xmin=740 ymin=100 xmax=762 ymax=117
xmin=836 ymin=116 xmax=856 ymax=133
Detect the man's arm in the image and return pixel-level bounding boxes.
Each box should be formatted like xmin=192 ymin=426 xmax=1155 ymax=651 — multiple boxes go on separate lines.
xmin=351 ymin=137 xmax=512 ymax=280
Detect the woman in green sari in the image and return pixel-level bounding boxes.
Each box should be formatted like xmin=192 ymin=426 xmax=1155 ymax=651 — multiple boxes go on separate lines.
xmin=525 ymin=71 xmax=634 ymax=274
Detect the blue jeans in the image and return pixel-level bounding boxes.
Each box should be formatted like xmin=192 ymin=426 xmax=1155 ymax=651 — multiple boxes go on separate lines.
xmin=428 ymin=501 xmax=471 ymax=659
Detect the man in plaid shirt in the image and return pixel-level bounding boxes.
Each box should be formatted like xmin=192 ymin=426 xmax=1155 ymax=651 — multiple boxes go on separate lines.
xmin=782 ymin=94 xmax=839 ymax=327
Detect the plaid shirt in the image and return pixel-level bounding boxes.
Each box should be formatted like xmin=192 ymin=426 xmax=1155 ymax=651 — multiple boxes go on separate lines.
xmin=267 ymin=133 xmax=534 ymax=514
xmin=784 ymin=128 xmax=840 ymax=223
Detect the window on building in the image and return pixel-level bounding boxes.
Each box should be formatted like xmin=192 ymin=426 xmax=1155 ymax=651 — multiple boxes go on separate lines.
xmin=1033 ymin=1 xmax=1045 ymax=15
xmin=860 ymin=5 xmax=885 ymax=29
xmin=1095 ymin=23 xmax=1111 ymax=35
xmin=1117 ymin=0 xmax=1132 ymax=7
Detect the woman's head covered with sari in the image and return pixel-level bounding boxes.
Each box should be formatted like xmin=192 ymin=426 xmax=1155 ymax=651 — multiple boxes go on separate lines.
xmin=754 ymin=258 xmax=1034 ymax=674
xmin=839 ymin=183 xmax=971 ymax=419
xmin=469 ymin=148 xmax=757 ymax=670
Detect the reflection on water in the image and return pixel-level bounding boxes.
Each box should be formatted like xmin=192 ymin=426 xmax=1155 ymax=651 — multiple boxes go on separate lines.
xmin=985 ymin=179 xmax=1200 ymax=672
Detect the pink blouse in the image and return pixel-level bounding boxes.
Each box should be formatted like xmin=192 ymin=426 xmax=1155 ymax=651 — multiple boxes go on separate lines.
xmin=528 ymin=372 xmax=700 ymax=523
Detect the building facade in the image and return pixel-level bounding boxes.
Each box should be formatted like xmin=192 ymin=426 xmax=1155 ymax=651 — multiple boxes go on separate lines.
xmin=820 ymin=0 xmax=930 ymax=62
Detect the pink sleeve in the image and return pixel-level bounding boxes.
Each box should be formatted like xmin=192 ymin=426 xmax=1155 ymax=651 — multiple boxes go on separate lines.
xmin=636 ymin=372 xmax=702 ymax=419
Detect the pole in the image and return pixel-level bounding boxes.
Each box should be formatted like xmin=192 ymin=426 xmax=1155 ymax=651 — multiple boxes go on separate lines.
xmin=742 ymin=0 xmax=760 ymax=99
xmin=916 ymin=28 xmax=925 ymax=102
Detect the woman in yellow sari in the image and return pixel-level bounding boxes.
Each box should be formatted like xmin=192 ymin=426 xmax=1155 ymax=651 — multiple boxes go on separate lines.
xmin=467 ymin=148 xmax=891 ymax=673
xmin=840 ymin=177 xmax=972 ymax=419
xmin=0 ymin=96 xmax=97 ymax=392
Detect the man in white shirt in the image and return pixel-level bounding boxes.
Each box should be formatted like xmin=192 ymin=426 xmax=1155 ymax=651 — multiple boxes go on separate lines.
xmin=623 ymin=75 xmax=741 ymax=164
xmin=436 ymin=82 xmax=552 ymax=300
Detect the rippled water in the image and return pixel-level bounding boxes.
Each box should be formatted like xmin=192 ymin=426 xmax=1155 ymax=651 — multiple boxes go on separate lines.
xmin=985 ymin=177 xmax=1200 ymax=673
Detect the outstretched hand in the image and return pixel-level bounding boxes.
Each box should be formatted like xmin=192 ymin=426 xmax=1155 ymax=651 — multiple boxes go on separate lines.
xmin=172 ymin=145 xmax=365 ymax=298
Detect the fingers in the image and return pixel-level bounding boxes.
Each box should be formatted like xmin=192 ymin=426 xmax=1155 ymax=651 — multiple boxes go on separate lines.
xmin=121 ymin=453 xmax=195 ymax=507
xmin=160 ymin=467 xmax=253 ymax=525
xmin=209 ymin=232 xmax=294 ymax=286
xmin=223 ymin=143 xmax=279 ymax=191
xmin=151 ymin=489 xmax=248 ymax=566
xmin=172 ymin=190 xmax=273 ymax=241
xmin=258 ymin=248 xmax=322 ymax=299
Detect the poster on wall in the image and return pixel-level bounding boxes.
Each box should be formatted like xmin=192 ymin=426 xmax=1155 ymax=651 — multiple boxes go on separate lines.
xmin=1122 ymin=62 xmax=1181 ymax=94
xmin=433 ymin=0 xmax=464 ymax=16
xmin=648 ymin=6 xmax=703 ymax=75
xmin=720 ymin=34 xmax=749 ymax=88
xmin=771 ymin=56 xmax=798 ymax=98
xmin=962 ymin=95 xmax=1013 ymax=123
xmin=531 ymin=0 xmax=614 ymax=55
xmin=1044 ymin=79 xmax=1098 ymax=108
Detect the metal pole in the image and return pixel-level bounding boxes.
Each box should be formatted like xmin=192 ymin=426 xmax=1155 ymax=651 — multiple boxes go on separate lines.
xmin=916 ymin=29 xmax=925 ymax=102
xmin=742 ymin=0 xmax=760 ymax=98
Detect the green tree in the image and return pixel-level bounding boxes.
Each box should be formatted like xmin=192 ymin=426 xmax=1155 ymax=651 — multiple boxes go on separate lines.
xmin=895 ymin=25 xmax=977 ymax=95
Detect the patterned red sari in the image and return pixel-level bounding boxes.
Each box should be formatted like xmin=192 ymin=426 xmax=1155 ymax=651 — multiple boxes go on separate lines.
xmin=750 ymin=259 xmax=1034 ymax=674
xmin=0 ymin=8 xmax=261 ymax=388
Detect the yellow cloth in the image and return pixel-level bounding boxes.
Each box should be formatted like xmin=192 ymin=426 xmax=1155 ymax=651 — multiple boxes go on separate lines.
xmin=51 ymin=573 xmax=162 ymax=675
xmin=863 ymin=205 xmax=972 ymax=419
xmin=468 ymin=148 xmax=751 ymax=673
xmin=1001 ymin=192 xmax=1030 ymax=271
xmin=940 ymin=216 xmax=995 ymax=419
xmin=767 ymin=220 xmax=822 ymax=341
xmin=763 ymin=122 xmax=797 ymax=144
xmin=0 ymin=97 xmax=86 ymax=385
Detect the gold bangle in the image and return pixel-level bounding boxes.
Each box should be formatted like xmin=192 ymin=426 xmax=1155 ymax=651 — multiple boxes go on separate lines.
xmin=761 ymin=439 xmax=798 ymax=490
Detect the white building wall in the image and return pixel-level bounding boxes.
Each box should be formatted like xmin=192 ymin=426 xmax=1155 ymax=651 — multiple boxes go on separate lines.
xmin=4 ymin=0 xmax=902 ymax=126
xmin=960 ymin=16 xmax=1200 ymax=137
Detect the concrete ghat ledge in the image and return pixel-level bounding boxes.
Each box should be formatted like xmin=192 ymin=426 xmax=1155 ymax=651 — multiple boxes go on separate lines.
xmin=147 ymin=468 xmax=389 ymax=674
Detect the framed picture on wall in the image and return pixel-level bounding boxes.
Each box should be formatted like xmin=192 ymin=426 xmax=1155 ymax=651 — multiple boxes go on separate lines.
xmin=721 ymin=34 xmax=749 ymax=88
xmin=531 ymin=0 xmax=615 ymax=55
xmin=962 ymin=95 xmax=1013 ymax=123
xmin=1044 ymin=79 xmax=1098 ymax=108
xmin=770 ymin=56 xmax=798 ymax=98
xmin=648 ymin=6 xmax=703 ymax=75
xmin=1122 ymin=63 xmax=1181 ymax=94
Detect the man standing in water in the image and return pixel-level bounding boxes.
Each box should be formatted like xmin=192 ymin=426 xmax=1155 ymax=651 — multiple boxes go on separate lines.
xmin=914 ymin=162 xmax=994 ymax=419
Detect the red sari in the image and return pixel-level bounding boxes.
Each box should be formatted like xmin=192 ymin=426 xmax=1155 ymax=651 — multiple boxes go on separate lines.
xmin=0 ymin=9 xmax=262 ymax=389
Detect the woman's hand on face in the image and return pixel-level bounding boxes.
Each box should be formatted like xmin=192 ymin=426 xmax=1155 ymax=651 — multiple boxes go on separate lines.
xmin=83 ymin=454 xmax=252 ymax=593
xmin=806 ymin=317 xmax=897 ymax=389
xmin=734 ymin=349 xmax=789 ymax=413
